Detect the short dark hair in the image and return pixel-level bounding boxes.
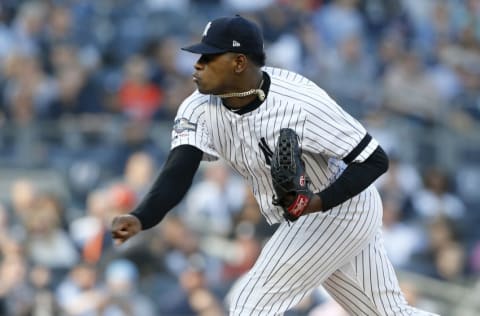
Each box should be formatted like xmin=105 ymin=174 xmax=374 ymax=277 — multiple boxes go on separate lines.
xmin=246 ymin=52 xmax=266 ymax=67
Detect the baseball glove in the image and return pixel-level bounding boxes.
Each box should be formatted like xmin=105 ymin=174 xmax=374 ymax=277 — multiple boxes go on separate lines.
xmin=271 ymin=128 xmax=313 ymax=222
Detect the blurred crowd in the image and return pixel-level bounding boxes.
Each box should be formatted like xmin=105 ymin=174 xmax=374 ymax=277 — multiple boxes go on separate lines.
xmin=0 ymin=0 xmax=480 ymax=315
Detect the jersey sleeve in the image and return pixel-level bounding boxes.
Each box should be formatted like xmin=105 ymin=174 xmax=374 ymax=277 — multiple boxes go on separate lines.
xmin=302 ymin=89 xmax=378 ymax=163
xmin=171 ymin=92 xmax=219 ymax=161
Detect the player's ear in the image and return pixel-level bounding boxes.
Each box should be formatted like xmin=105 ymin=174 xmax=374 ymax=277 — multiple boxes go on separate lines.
xmin=232 ymin=53 xmax=248 ymax=74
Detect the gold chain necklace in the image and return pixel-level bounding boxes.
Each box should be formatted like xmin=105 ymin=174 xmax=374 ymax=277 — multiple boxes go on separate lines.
xmin=216 ymin=79 xmax=265 ymax=101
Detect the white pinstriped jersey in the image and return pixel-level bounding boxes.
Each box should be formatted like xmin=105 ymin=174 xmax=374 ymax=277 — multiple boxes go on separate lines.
xmin=171 ymin=66 xmax=441 ymax=315
xmin=171 ymin=66 xmax=378 ymax=225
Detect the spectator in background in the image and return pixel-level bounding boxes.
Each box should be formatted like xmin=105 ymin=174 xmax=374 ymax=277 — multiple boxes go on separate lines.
xmin=157 ymin=73 xmax=196 ymax=120
xmin=217 ymin=221 xmax=261 ymax=285
xmin=46 ymin=43 xmax=103 ymax=117
xmin=148 ymin=36 xmax=196 ymax=120
xmin=158 ymin=258 xmax=225 ymax=316
xmin=118 ymin=54 xmax=163 ymax=121
xmin=266 ymin=30 xmax=303 ymax=72
xmin=377 ymin=153 xmax=423 ymax=200
xmin=195 ymin=221 xmax=262 ymax=287
xmin=43 ymin=4 xmax=73 ymax=43
xmin=318 ymin=33 xmax=378 ymax=117
xmin=0 ymin=253 xmax=32 ymax=316
xmin=383 ymin=51 xmax=444 ymax=124
xmin=149 ymin=36 xmax=184 ymax=88
xmin=8 ymin=178 xmax=38 ymax=238
xmin=158 ymin=215 xmax=202 ymax=277
xmin=381 ymin=194 xmax=423 ymax=268
xmin=3 ymin=53 xmax=56 ymax=120
xmin=449 ymin=64 xmax=480 ymax=132
xmin=359 ymin=0 xmax=405 ymax=43
xmin=376 ymin=153 xmax=423 ymax=220
xmin=433 ymin=240 xmax=466 ymax=283
xmin=257 ymin=5 xmax=305 ymax=72
xmin=153 ymin=214 xmax=226 ymax=296
xmin=410 ymin=167 xmax=465 ymax=222
xmin=374 ymin=32 xmax=406 ymax=78
xmin=312 ymin=0 xmax=364 ymax=47
xmin=122 ymin=151 xmax=157 ymax=197
xmin=297 ymin=20 xmax=327 ymax=77
xmin=410 ymin=215 xmax=467 ymax=283
xmin=99 ymin=259 xmax=157 ymax=316
xmin=70 ymin=189 xmax=112 ymax=264
xmin=40 ymin=2 xmax=100 ymax=72
xmin=55 ymin=262 xmax=103 ymax=316
xmin=183 ymin=161 xmax=246 ymax=237
xmin=9 ymin=1 xmax=47 ymax=56
xmin=233 ymin=185 xmax=277 ymax=239
xmin=0 ymin=5 xmax=14 ymax=65
xmin=28 ymin=265 xmax=60 ymax=315
xmin=108 ymin=120 xmax=164 ymax=176
xmin=23 ymin=192 xmax=79 ymax=270
xmin=48 ymin=62 xmax=102 ymax=117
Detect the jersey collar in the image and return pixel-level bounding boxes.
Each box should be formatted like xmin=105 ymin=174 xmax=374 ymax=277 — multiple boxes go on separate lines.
xmin=222 ymin=71 xmax=270 ymax=115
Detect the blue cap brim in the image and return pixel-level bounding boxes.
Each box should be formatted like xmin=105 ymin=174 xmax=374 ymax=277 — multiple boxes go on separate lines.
xmin=181 ymin=42 xmax=227 ymax=54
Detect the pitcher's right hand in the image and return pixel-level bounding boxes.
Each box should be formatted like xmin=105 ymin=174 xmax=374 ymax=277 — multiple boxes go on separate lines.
xmin=111 ymin=214 xmax=142 ymax=246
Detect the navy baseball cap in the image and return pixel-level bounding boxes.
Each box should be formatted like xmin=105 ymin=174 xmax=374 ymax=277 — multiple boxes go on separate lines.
xmin=182 ymin=15 xmax=264 ymax=55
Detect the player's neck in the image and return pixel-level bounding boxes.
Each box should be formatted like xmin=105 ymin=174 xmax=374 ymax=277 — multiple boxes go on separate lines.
xmin=221 ymin=71 xmax=264 ymax=109
xmin=222 ymin=94 xmax=258 ymax=109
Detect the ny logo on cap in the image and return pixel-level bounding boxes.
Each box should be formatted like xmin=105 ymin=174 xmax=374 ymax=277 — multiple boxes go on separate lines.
xmin=232 ymin=40 xmax=241 ymax=47
xmin=202 ymin=22 xmax=212 ymax=37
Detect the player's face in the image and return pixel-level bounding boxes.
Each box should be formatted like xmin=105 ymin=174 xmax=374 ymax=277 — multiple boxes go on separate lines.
xmin=192 ymin=53 xmax=237 ymax=95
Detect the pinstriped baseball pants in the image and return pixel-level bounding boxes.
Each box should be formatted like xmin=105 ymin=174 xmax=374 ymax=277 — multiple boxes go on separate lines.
xmin=228 ymin=188 xmax=440 ymax=316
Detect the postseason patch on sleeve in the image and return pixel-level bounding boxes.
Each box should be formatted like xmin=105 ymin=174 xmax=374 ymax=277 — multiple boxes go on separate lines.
xmin=173 ymin=118 xmax=197 ymax=133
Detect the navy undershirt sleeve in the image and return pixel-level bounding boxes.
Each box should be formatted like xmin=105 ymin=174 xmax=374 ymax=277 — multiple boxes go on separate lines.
xmin=317 ymin=145 xmax=389 ymax=212
xmin=131 ymin=145 xmax=203 ymax=229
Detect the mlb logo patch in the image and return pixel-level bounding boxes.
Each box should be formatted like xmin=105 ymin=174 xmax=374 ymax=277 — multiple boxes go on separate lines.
xmin=174 ymin=118 xmax=197 ymax=133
